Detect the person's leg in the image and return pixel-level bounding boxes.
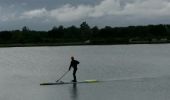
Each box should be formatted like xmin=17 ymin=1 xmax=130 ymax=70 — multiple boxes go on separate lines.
xmin=73 ymin=68 xmax=77 ymax=82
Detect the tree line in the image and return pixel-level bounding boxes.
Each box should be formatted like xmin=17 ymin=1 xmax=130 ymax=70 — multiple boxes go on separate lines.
xmin=0 ymin=22 xmax=170 ymax=45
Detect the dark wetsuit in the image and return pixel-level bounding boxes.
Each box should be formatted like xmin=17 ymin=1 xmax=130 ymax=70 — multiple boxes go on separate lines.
xmin=69 ymin=60 xmax=79 ymax=82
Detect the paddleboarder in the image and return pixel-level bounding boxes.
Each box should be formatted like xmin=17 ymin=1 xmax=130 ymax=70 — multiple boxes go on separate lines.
xmin=69 ymin=56 xmax=80 ymax=82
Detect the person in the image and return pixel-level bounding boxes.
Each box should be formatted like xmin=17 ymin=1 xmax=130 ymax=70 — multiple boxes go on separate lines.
xmin=69 ymin=56 xmax=80 ymax=82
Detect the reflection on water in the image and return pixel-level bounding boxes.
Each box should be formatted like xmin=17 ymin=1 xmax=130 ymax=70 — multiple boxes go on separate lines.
xmin=70 ymin=83 xmax=78 ymax=100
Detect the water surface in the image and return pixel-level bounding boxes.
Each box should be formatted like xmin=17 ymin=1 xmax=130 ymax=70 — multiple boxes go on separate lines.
xmin=0 ymin=44 xmax=170 ymax=100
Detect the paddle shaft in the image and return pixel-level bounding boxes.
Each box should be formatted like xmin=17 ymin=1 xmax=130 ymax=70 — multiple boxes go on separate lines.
xmin=56 ymin=70 xmax=69 ymax=82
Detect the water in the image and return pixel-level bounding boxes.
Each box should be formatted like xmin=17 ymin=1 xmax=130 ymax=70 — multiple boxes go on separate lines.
xmin=0 ymin=44 xmax=170 ymax=100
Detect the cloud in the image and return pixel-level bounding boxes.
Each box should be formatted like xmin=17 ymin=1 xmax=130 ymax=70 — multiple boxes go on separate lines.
xmin=19 ymin=4 xmax=93 ymax=22
xmin=0 ymin=6 xmax=17 ymax=22
xmin=49 ymin=4 xmax=93 ymax=22
xmin=120 ymin=0 xmax=170 ymax=18
xmin=1 ymin=0 xmax=170 ymax=23
xmin=90 ymin=0 xmax=121 ymax=17
xmin=20 ymin=0 xmax=121 ymax=22
xmin=21 ymin=8 xmax=47 ymax=19
xmin=19 ymin=0 xmax=170 ymax=22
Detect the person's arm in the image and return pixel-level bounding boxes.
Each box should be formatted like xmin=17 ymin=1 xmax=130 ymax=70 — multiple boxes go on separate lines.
xmin=69 ymin=61 xmax=72 ymax=71
xmin=77 ymin=60 xmax=80 ymax=64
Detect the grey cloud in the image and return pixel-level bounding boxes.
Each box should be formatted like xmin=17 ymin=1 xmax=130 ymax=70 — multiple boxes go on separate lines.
xmin=0 ymin=0 xmax=170 ymax=30
xmin=19 ymin=0 xmax=170 ymax=22
xmin=0 ymin=0 xmax=102 ymax=10
xmin=19 ymin=0 xmax=119 ymax=22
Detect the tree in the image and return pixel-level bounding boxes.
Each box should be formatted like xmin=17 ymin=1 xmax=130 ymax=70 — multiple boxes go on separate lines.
xmin=80 ymin=22 xmax=92 ymax=40
xmin=91 ymin=26 xmax=99 ymax=38
xmin=57 ymin=25 xmax=65 ymax=38
xmin=22 ymin=26 xmax=30 ymax=32
xmin=48 ymin=26 xmax=64 ymax=39
xmin=66 ymin=25 xmax=80 ymax=39
xmin=0 ymin=31 xmax=12 ymax=43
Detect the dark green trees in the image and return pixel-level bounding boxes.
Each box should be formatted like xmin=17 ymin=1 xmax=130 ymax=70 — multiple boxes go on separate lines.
xmin=0 ymin=23 xmax=170 ymax=45
xmin=80 ymin=22 xmax=92 ymax=40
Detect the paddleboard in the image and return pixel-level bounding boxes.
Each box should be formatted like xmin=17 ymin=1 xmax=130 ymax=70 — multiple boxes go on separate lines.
xmin=40 ymin=80 xmax=99 ymax=85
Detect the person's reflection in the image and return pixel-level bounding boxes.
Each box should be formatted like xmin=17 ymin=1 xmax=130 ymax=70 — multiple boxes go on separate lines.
xmin=70 ymin=83 xmax=78 ymax=100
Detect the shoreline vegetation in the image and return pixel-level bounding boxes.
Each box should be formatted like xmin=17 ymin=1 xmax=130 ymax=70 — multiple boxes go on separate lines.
xmin=1 ymin=22 xmax=170 ymax=47
xmin=0 ymin=41 xmax=170 ymax=47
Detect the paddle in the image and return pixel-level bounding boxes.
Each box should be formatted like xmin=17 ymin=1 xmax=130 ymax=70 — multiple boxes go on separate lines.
xmin=56 ymin=70 xmax=69 ymax=82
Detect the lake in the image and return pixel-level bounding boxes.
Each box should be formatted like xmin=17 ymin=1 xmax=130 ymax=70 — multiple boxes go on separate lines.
xmin=0 ymin=44 xmax=170 ymax=100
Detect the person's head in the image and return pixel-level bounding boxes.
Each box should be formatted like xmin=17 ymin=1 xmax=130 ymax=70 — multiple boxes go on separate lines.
xmin=71 ymin=56 xmax=74 ymax=60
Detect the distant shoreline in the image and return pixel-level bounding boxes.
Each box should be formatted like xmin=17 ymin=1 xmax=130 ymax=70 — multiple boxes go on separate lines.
xmin=0 ymin=41 xmax=170 ymax=47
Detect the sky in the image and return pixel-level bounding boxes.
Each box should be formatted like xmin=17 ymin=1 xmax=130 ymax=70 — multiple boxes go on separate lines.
xmin=0 ymin=0 xmax=170 ymax=31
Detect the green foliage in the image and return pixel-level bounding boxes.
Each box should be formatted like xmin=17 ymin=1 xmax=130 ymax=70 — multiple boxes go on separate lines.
xmin=80 ymin=21 xmax=92 ymax=40
xmin=0 ymin=23 xmax=170 ymax=45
